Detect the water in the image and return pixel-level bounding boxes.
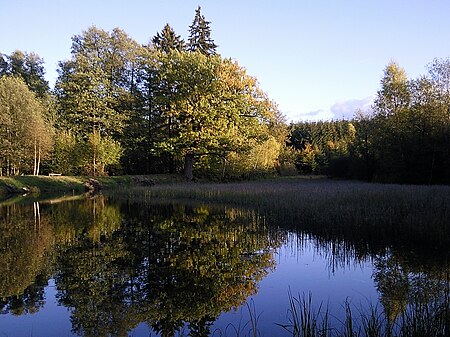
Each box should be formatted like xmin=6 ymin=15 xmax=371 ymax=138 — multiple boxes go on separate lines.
xmin=0 ymin=195 xmax=448 ymax=337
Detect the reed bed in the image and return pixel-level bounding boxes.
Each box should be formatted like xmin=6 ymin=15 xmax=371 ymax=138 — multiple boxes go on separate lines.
xmin=111 ymin=177 xmax=450 ymax=336
xmin=118 ymin=177 xmax=450 ymax=253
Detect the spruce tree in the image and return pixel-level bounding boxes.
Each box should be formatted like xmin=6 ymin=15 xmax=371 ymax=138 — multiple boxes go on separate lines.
xmin=152 ymin=24 xmax=185 ymax=53
xmin=0 ymin=53 xmax=7 ymax=76
xmin=187 ymin=6 xmax=217 ymax=56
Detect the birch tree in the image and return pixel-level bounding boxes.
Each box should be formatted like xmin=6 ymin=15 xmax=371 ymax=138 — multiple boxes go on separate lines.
xmin=0 ymin=76 xmax=52 ymax=175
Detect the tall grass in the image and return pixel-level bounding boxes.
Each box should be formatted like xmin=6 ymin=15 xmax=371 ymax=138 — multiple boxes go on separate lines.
xmin=276 ymin=292 xmax=449 ymax=337
xmin=211 ymin=299 xmax=262 ymax=337
xmin=155 ymin=291 xmax=449 ymax=337
xmin=117 ymin=178 xmax=450 ymax=253
xmin=109 ymin=177 xmax=450 ymax=336
xmin=398 ymin=297 xmax=450 ymax=337
xmin=277 ymin=291 xmax=330 ymax=337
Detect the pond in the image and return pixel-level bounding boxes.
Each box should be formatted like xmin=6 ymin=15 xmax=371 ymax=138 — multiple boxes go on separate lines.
xmin=0 ymin=193 xmax=448 ymax=337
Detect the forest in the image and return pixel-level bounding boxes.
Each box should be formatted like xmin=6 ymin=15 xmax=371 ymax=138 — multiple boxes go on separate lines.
xmin=1 ymin=7 xmax=450 ymax=184
xmin=290 ymin=60 xmax=450 ymax=184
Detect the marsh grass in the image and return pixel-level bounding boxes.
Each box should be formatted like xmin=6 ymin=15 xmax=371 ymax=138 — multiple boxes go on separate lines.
xmin=131 ymin=290 xmax=449 ymax=337
xmin=397 ymin=296 xmax=450 ymax=337
xmin=120 ymin=177 xmax=450 ymax=253
xmin=112 ymin=177 xmax=450 ymax=336
xmin=107 ymin=177 xmax=450 ymax=336
xmin=276 ymin=292 xmax=449 ymax=337
xmin=276 ymin=291 xmax=330 ymax=337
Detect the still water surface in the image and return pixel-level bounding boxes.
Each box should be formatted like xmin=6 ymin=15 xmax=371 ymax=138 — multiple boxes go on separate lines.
xmin=0 ymin=195 xmax=447 ymax=336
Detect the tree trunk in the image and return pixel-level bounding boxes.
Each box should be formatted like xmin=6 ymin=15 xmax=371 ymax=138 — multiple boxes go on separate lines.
xmin=168 ymin=112 xmax=175 ymax=174
xmin=93 ymin=146 xmax=97 ymax=176
xmin=37 ymin=143 xmax=41 ymax=176
xmin=147 ymin=82 xmax=153 ymax=174
xmin=222 ymin=158 xmax=227 ymax=179
xmin=33 ymin=201 xmax=41 ymax=229
xmin=33 ymin=138 xmax=37 ymax=176
xmin=183 ymin=153 xmax=194 ymax=181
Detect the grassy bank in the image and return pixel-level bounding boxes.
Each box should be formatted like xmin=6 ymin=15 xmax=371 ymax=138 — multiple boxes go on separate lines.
xmin=0 ymin=175 xmax=86 ymax=195
xmin=0 ymin=174 xmax=183 ymax=197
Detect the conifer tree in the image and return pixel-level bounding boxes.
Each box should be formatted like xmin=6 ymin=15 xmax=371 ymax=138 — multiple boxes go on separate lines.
xmin=187 ymin=6 xmax=218 ymax=56
xmin=0 ymin=54 xmax=7 ymax=76
xmin=152 ymin=24 xmax=185 ymax=53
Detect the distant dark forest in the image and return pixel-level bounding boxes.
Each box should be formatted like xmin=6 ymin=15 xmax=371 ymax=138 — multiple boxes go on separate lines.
xmin=290 ymin=61 xmax=450 ymax=184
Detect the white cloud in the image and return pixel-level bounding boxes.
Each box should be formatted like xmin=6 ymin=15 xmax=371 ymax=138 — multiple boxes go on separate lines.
xmin=293 ymin=95 xmax=374 ymax=122
xmin=292 ymin=109 xmax=334 ymax=122
xmin=330 ymin=96 xmax=374 ymax=120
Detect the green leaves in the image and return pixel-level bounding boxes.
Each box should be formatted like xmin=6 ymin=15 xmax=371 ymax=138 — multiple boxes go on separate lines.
xmin=156 ymin=51 xmax=282 ymax=179
xmin=2 ymin=50 xmax=49 ymax=98
xmin=85 ymin=131 xmax=122 ymax=175
xmin=1 ymin=14 xmax=284 ymax=178
xmin=288 ymin=59 xmax=450 ymax=184
xmin=56 ymin=26 xmax=138 ymax=139
xmin=0 ymin=76 xmax=52 ymax=175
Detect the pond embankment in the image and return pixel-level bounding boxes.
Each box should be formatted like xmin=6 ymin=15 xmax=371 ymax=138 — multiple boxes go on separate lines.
xmin=0 ymin=174 xmax=182 ymax=197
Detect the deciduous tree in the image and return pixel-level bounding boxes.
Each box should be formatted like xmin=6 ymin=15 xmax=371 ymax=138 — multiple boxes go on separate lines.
xmin=158 ymin=51 xmax=277 ymax=180
xmin=55 ymin=26 xmax=138 ymax=138
xmin=2 ymin=50 xmax=49 ymax=98
xmin=55 ymin=26 xmax=141 ymax=175
xmin=0 ymin=76 xmax=52 ymax=175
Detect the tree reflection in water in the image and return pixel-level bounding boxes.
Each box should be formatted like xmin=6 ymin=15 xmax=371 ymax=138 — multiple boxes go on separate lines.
xmin=0 ymin=195 xmax=448 ymax=336
xmin=373 ymin=249 xmax=450 ymax=330
xmin=0 ymin=201 xmax=54 ymax=315
xmin=53 ymin=198 xmax=281 ymax=337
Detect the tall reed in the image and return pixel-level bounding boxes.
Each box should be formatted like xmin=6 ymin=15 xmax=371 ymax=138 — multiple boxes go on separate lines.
xmin=276 ymin=292 xmax=449 ymax=337
xmin=276 ymin=291 xmax=330 ymax=337
xmin=116 ymin=178 xmax=450 ymax=254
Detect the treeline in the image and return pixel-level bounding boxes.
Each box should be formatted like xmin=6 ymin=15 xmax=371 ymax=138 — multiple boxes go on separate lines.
xmin=289 ymin=61 xmax=450 ymax=184
xmin=2 ymin=8 xmax=450 ymax=185
xmin=0 ymin=7 xmax=290 ymax=180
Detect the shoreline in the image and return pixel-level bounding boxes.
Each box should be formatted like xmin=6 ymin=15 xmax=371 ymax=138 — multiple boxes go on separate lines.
xmin=0 ymin=174 xmax=184 ymax=197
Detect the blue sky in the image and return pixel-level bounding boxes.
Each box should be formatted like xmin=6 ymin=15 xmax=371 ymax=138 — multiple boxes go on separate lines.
xmin=2 ymin=0 xmax=450 ymax=121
